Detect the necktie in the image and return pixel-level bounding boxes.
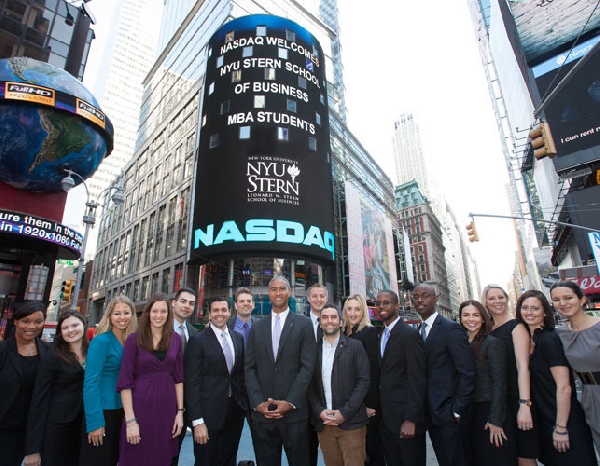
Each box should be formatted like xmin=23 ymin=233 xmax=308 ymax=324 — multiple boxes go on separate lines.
xmin=420 ymin=322 xmax=428 ymax=341
xmin=221 ymin=331 xmax=233 ymax=373
xmin=381 ymin=327 xmax=390 ymax=357
xmin=179 ymin=324 xmax=187 ymax=354
xmin=272 ymin=315 xmax=281 ymax=360
xmin=242 ymin=322 xmax=250 ymax=342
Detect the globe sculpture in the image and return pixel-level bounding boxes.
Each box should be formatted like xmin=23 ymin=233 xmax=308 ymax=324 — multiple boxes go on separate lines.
xmin=0 ymin=57 xmax=114 ymax=192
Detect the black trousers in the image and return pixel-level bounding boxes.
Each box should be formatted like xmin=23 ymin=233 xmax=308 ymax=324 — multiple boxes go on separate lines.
xmin=79 ymin=409 xmax=124 ymax=466
xmin=379 ymin=423 xmax=426 ymax=466
xmin=252 ymin=419 xmax=310 ymax=466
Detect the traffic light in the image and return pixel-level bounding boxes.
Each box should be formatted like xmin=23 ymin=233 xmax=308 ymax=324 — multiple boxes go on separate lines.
xmin=61 ymin=279 xmax=75 ymax=301
xmin=466 ymin=221 xmax=479 ymax=242
xmin=529 ymin=122 xmax=557 ymax=160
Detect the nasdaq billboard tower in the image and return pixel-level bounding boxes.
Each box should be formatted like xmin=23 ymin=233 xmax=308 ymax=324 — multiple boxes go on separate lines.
xmin=192 ymin=15 xmax=335 ymax=264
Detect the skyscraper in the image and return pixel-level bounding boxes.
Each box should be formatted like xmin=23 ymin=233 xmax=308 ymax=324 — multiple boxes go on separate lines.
xmin=87 ymin=0 xmax=398 ymax=320
xmin=392 ymin=111 xmax=431 ymax=197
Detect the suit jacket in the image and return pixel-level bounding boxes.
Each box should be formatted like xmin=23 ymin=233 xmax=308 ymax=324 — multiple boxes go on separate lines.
xmin=25 ymin=351 xmax=85 ymax=455
xmin=226 ymin=315 xmax=257 ymax=331
xmin=184 ymin=327 xmax=246 ymax=431
xmin=0 ymin=337 xmax=51 ymax=424
xmin=309 ymin=334 xmax=370 ymax=431
xmin=378 ymin=319 xmax=427 ymax=433
xmin=245 ymin=311 xmax=317 ymax=423
xmin=424 ymin=314 xmax=476 ymax=426
xmin=349 ymin=325 xmax=380 ymax=409
xmin=83 ymin=330 xmax=125 ymax=433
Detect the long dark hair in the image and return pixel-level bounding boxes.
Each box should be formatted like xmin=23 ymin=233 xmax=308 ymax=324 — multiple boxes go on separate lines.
xmin=54 ymin=311 xmax=89 ymax=364
xmin=137 ymin=293 xmax=174 ymax=351
xmin=459 ymin=300 xmax=492 ymax=361
xmin=516 ymin=290 xmax=555 ymax=330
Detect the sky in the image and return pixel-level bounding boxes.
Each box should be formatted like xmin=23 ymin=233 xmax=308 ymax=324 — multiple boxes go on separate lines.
xmin=81 ymin=0 xmax=518 ymax=289
xmin=336 ymin=1 xmax=517 ymax=287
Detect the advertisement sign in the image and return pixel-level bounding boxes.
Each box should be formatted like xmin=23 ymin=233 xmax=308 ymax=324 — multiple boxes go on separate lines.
xmin=191 ymin=15 xmax=334 ymax=263
xmin=345 ymin=181 xmax=398 ymax=301
xmin=507 ymin=0 xmax=600 ymax=66
xmin=532 ymin=37 xmax=600 ymax=157
xmin=0 ymin=209 xmax=83 ymax=257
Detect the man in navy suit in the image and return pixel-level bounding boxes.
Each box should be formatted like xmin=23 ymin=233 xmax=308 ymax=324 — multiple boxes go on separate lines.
xmin=184 ymin=297 xmax=247 ymax=466
xmin=413 ymin=283 xmax=476 ymax=466
xmin=245 ymin=276 xmax=317 ymax=465
xmin=376 ymin=289 xmax=427 ymax=466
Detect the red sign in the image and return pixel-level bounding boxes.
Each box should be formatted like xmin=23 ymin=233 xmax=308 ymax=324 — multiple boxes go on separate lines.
xmin=568 ymin=276 xmax=600 ymax=295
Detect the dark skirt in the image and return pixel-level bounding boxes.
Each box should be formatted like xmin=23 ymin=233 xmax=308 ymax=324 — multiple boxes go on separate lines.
xmin=471 ymin=401 xmax=517 ymax=466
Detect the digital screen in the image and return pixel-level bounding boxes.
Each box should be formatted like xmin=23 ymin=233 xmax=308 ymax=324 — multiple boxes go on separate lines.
xmin=0 ymin=209 xmax=83 ymax=257
xmin=191 ymin=15 xmax=335 ymax=263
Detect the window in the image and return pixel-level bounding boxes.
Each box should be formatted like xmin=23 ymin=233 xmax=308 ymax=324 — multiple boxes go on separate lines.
xmin=239 ymin=126 xmax=251 ymax=139
xmin=243 ymin=46 xmax=253 ymax=57
xmin=254 ymin=95 xmax=265 ymax=108
xmin=278 ymin=128 xmax=289 ymax=140
xmin=315 ymin=112 xmax=321 ymax=126
xmin=286 ymin=29 xmax=295 ymax=41
xmin=286 ymin=99 xmax=296 ymax=112
xmin=298 ymin=76 xmax=307 ymax=89
xmin=264 ymin=68 xmax=276 ymax=80
xmin=278 ymin=48 xmax=288 ymax=59
xmin=162 ymin=268 xmax=171 ymax=292
xmin=208 ymin=82 xmax=214 ymax=95
xmin=209 ymin=134 xmax=219 ymax=148
xmin=308 ymin=137 xmax=317 ymax=151
xmin=256 ymin=26 xmax=266 ymax=36
xmin=220 ymin=100 xmax=230 ymax=114
xmin=216 ymin=56 xmax=223 ymax=68
xmin=232 ymin=70 xmax=242 ymax=82
xmin=225 ymin=31 xmax=234 ymax=42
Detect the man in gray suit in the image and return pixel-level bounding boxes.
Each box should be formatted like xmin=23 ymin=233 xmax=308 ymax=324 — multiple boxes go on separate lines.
xmin=245 ymin=276 xmax=317 ymax=465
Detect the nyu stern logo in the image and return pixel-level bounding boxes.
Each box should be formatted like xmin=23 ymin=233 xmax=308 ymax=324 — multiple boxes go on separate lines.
xmin=247 ymin=161 xmax=300 ymax=196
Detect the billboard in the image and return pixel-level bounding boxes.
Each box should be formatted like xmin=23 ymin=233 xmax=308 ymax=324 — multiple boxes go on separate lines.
xmin=532 ymin=36 xmax=600 ymax=157
xmin=507 ymin=0 xmax=600 ymax=66
xmin=345 ymin=181 xmax=398 ymax=301
xmin=191 ymin=15 xmax=334 ymax=263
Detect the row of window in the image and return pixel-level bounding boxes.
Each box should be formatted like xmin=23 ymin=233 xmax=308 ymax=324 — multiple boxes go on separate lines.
xmin=104 ymin=262 xmax=186 ymax=306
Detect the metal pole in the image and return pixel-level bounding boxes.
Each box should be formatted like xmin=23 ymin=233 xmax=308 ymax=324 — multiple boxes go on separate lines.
xmin=468 ymin=212 xmax=600 ymax=233
xmin=70 ymin=202 xmax=96 ymax=312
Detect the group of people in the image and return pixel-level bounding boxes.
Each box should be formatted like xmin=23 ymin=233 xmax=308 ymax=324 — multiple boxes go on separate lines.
xmin=0 ymin=277 xmax=599 ymax=466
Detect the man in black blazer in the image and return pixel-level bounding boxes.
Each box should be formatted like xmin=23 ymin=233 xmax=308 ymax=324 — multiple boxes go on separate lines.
xmin=245 ymin=275 xmax=317 ymax=465
xmin=172 ymin=287 xmax=198 ymax=466
xmin=413 ymin=283 xmax=476 ymax=466
xmin=376 ymin=289 xmax=427 ymax=466
xmin=226 ymin=287 xmax=257 ymax=352
xmin=184 ymin=297 xmax=247 ymax=466
xmin=309 ymin=303 xmax=370 ymax=466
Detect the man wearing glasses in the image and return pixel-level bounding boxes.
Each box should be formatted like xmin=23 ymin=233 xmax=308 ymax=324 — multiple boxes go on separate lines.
xmin=376 ymin=289 xmax=427 ymax=466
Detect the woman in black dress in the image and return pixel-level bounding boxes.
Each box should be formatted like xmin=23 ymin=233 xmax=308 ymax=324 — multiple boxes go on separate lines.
xmin=482 ymin=284 xmax=538 ymax=466
xmin=459 ymin=300 xmax=517 ymax=466
xmin=0 ymin=301 xmax=49 ymax=466
xmin=24 ymin=310 xmax=89 ymax=466
xmin=343 ymin=293 xmax=384 ymax=466
xmin=516 ymin=290 xmax=597 ymax=466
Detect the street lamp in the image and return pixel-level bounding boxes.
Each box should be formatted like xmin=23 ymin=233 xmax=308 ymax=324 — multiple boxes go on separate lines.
xmin=61 ymin=169 xmax=124 ymax=312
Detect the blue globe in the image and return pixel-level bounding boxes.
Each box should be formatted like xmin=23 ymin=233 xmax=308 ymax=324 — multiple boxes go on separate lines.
xmin=0 ymin=57 xmax=113 ymax=192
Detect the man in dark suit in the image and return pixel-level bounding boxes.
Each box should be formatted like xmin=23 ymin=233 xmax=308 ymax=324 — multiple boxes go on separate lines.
xmin=226 ymin=287 xmax=257 ymax=352
xmin=171 ymin=287 xmax=197 ymax=466
xmin=184 ymin=297 xmax=246 ymax=466
xmin=309 ymin=303 xmax=370 ymax=466
xmin=376 ymin=289 xmax=427 ymax=466
xmin=245 ymin=275 xmax=317 ymax=465
xmin=413 ymin=283 xmax=476 ymax=466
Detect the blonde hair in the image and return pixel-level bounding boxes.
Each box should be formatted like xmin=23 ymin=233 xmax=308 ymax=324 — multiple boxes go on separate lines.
xmin=480 ymin=284 xmax=509 ymax=315
xmin=95 ymin=295 xmax=137 ymax=338
xmin=342 ymin=293 xmax=372 ymax=335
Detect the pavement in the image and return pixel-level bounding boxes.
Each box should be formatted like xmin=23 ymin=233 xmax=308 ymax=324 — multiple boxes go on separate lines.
xmin=177 ymin=420 xmax=440 ymax=465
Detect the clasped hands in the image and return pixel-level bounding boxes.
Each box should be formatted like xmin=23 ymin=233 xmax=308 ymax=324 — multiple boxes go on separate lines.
xmin=255 ymin=398 xmax=294 ymax=419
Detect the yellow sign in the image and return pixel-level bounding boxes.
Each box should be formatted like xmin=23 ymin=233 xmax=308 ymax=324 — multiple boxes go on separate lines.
xmin=4 ymin=82 xmax=55 ymax=106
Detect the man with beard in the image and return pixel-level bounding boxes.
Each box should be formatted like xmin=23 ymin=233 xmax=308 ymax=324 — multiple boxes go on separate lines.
xmin=309 ymin=303 xmax=370 ymax=466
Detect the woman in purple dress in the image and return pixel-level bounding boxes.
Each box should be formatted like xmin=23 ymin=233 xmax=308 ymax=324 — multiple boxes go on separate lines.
xmin=117 ymin=293 xmax=184 ymax=466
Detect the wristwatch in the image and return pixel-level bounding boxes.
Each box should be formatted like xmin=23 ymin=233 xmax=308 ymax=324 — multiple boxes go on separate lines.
xmin=519 ymin=399 xmax=532 ymax=407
